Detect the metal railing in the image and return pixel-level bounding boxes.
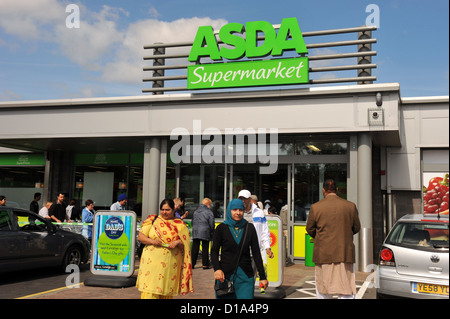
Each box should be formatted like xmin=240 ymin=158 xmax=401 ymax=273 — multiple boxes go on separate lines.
xmin=143 ymin=25 xmax=377 ymax=94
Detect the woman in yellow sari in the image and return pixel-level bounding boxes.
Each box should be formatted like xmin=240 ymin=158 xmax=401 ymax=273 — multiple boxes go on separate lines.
xmin=137 ymin=199 xmax=194 ymax=299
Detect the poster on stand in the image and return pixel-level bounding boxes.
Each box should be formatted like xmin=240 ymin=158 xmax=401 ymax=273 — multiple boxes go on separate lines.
xmin=91 ymin=210 xmax=137 ymax=277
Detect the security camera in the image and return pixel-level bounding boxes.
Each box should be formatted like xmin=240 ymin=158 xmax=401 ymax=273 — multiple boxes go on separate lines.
xmin=368 ymin=108 xmax=384 ymax=126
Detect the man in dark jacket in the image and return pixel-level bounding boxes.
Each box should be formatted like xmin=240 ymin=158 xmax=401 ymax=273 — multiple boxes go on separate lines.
xmin=191 ymin=198 xmax=215 ymax=269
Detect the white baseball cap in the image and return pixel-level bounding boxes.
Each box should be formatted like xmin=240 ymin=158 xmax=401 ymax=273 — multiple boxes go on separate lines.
xmin=238 ymin=190 xmax=251 ymax=199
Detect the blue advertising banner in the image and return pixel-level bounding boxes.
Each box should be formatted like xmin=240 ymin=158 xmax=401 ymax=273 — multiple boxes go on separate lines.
xmin=91 ymin=210 xmax=137 ymax=277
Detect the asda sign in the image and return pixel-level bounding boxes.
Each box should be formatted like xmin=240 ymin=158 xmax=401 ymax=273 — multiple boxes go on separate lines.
xmin=187 ymin=17 xmax=309 ymax=90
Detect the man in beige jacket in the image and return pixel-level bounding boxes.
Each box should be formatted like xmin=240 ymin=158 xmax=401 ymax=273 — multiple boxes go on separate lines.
xmin=306 ymin=179 xmax=361 ymax=299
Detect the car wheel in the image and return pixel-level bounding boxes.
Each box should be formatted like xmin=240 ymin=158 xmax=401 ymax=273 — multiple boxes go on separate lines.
xmin=61 ymin=245 xmax=82 ymax=271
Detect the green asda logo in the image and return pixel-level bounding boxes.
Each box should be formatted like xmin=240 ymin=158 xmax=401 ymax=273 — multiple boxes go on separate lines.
xmin=187 ymin=17 xmax=309 ymax=90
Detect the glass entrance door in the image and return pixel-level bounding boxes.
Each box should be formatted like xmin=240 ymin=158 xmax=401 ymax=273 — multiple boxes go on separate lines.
xmin=290 ymin=163 xmax=347 ymax=260
xmin=226 ymin=161 xmax=347 ymax=261
xmin=231 ymin=164 xmax=288 ymax=214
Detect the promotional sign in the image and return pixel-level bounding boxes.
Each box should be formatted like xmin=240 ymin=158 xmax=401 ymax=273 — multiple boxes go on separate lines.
xmin=187 ymin=17 xmax=309 ymax=90
xmin=423 ymin=173 xmax=449 ymax=215
xmin=264 ymin=215 xmax=284 ymax=287
xmin=91 ymin=210 xmax=137 ymax=277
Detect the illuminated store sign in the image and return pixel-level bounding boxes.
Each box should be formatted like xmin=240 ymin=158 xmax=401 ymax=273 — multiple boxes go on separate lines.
xmin=187 ymin=17 xmax=309 ymax=90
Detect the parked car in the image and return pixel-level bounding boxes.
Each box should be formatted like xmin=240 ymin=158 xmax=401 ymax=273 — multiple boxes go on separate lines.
xmin=0 ymin=206 xmax=90 ymax=273
xmin=377 ymin=214 xmax=449 ymax=299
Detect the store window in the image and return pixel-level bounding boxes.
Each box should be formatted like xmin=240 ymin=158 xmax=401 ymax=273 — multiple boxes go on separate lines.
xmin=73 ymin=153 xmax=143 ymax=215
xmin=0 ymin=153 xmax=45 ymax=209
xmin=170 ymin=136 xmax=348 ymax=221
xmin=179 ymin=164 xmax=225 ymax=219
xmin=293 ymin=163 xmax=347 ymax=222
xmin=294 ymin=141 xmax=347 ymax=155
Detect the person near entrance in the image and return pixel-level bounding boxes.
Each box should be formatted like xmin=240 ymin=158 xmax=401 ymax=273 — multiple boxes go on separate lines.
xmin=191 ymin=198 xmax=215 ymax=269
xmin=0 ymin=195 xmax=6 ymax=206
xmin=48 ymin=192 xmax=69 ymax=223
xmin=110 ymin=193 xmax=127 ymax=210
xmin=306 ymin=179 xmax=361 ymax=299
xmin=238 ymin=190 xmax=274 ymax=265
xmin=211 ymin=199 xmax=268 ymax=299
xmin=81 ymin=199 xmax=95 ymax=242
xmin=29 ymin=192 xmax=41 ymax=214
xmin=137 ymin=199 xmax=194 ymax=299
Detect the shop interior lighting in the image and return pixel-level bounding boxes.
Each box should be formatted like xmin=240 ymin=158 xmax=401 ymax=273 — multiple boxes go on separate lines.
xmin=306 ymin=144 xmax=321 ymax=152
xmin=119 ymin=181 xmax=127 ymax=190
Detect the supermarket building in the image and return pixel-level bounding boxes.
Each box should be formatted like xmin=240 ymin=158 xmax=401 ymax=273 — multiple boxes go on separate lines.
xmin=0 ymin=20 xmax=448 ymax=271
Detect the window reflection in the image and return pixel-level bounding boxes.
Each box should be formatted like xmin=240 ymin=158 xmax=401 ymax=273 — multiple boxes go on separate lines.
xmin=179 ymin=165 xmax=225 ymax=219
xmin=295 ymin=142 xmax=347 ymax=155
xmin=293 ymin=163 xmax=347 ymax=222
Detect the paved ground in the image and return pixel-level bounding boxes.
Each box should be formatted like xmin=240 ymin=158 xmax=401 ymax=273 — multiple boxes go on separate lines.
xmin=20 ymin=260 xmax=375 ymax=299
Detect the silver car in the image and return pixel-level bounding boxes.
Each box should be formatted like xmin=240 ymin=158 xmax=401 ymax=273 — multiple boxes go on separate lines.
xmin=377 ymin=214 xmax=449 ymax=299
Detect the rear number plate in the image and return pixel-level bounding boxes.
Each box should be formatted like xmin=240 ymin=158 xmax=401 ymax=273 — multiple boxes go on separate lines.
xmin=413 ymin=283 xmax=449 ymax=296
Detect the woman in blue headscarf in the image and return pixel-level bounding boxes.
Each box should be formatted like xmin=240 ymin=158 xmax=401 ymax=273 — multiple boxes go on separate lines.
xmin=211 ymin=199 xmax=268 ymax=299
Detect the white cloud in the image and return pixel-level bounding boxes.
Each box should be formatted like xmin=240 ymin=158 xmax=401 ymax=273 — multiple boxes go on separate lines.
xmin=0 ymin=0 xmax=228 ymax=86
xmin=0 ymin=0 xmax=63 ymax=40
xmin=101 ymin=17 xmax=228 ymax=83
xmin=54 ymin=5 xmax=125 ymax=70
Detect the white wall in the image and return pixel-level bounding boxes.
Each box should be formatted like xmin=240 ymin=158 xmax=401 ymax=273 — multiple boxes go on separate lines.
xmin=0 ymin=84 xmax=400 ymax=139
xmin=387 ymin=101 xmax=449 ymax=191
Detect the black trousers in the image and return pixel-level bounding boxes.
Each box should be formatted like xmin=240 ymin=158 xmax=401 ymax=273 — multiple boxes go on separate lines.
xmin=191 ymin=239 xmax=210 ymax=267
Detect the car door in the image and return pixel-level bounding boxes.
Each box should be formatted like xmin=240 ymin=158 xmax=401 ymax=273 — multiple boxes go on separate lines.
xmin=0 ymin=208 xmax=24 ymax=271
xmin=13 ymin=209 xmax=60 ymax=265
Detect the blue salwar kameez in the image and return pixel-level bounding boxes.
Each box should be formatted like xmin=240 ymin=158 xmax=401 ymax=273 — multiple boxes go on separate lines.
xmin=213 ymin=199 xmax=264 ymax=299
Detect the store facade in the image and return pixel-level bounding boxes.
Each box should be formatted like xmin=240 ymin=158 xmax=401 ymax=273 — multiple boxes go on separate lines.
xmin=0 ymin=19 xmax=448 ymax=271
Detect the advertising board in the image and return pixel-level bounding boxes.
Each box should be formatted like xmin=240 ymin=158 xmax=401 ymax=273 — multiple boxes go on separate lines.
xmin=264 ymin=215 xmax=284 ymax=287
xmin=423 ymin=173 xmax=449 ymax=215
xmin=91 ymin=210 xmax=137 ymax=277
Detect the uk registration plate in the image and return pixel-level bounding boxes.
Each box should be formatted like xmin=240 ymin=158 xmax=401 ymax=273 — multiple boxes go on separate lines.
xmin=413 ymin=282 xmax=449 ymax=296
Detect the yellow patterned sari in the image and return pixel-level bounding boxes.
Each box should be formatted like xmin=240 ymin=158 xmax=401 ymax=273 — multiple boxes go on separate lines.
xmin=136 ymin=215 xmax=193 ymax=298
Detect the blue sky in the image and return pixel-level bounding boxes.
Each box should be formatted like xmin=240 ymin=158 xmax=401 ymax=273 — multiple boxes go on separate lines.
xmin=0 ymin=0 xmax=448 ymax=101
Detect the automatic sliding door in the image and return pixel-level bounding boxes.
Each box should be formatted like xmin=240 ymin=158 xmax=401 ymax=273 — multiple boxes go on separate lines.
xmin=293 ymin=163 xmax=347 ymax=220
xmin=231 ymin=164 xmax=288 ymax=213
xmin=291 ymin=163 xmax=347 ymax=259
xmin=179 ymin=164 xmax=225 ymax=218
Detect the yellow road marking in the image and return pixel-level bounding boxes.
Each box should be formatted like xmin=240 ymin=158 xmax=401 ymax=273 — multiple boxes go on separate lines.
xmin=16 ymin=267 xmax=140 ymax=299
xmin=15 ymin=283 xmax=84 ymax=299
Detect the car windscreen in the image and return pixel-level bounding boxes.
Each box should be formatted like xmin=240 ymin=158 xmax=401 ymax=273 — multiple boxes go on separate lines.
xmin=385 ymin=221 xmax=449 ymax=251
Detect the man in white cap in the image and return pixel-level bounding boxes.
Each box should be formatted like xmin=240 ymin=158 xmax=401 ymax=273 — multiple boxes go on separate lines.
xmin=238 ymin=190 xmax=274 ymax=266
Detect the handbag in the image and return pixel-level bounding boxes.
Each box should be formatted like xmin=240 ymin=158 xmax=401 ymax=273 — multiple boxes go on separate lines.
xmin=214 ymin=279 xmax=235 ymax=297
xmin=214 ymin=224 xmax=248 ymax=297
